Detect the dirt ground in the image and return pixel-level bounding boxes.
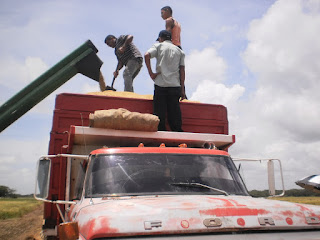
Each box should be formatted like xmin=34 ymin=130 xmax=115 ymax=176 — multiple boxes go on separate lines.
xmin=0 ymin=205 xmax=43 ymax=240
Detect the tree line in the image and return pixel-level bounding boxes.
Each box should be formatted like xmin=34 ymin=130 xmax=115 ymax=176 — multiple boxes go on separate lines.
xmin=0 ymin=185 xmax=33 ymax=198
xmin=249 ymin=188 xmax=320 ymax=198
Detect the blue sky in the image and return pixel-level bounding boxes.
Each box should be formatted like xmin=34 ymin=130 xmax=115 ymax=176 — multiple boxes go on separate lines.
xmin=1 ymin=0 xmax=320 ymax=194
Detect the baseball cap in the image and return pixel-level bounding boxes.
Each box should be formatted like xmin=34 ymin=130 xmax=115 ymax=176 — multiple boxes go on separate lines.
xmin=156 ymin=30 xmax=171 ymax=41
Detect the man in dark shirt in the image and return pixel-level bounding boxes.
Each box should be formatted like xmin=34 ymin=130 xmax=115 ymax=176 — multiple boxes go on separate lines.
xmin=105 ymin=34 xmax=143 ymax=92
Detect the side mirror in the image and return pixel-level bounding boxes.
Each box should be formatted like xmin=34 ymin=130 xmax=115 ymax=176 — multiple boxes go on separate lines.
xmin=267 ymin=160 xmax=276 ymax=195
xmin=267 ymin=159 xmax=285 ymax=197
xmin=34 ymin=158 xmax=51 ymax=200
xmin=233 ymin=158 xmax=285 ymax=197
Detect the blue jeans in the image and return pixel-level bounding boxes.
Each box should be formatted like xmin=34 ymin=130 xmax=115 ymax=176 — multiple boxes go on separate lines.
xmin=123 ymin=59 xmax=142 ymax=92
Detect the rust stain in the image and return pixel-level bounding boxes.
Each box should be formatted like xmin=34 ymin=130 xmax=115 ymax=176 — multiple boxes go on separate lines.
xmin=181 ymin=202 xmax=197 ymax=208
xmin=280 ymin=210 xmax=294 ymax=217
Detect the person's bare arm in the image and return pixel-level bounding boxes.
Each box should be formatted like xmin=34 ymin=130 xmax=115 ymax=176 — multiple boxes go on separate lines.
xmin=144 ymin=52 xmax=159 ymax=80
xmin=165 ymin=18 xmax=174 ymax=32
xmin=179 ymin=65 xmax=186 ymax=100
xmin=113 ymin=61 xmax=124 ymax=78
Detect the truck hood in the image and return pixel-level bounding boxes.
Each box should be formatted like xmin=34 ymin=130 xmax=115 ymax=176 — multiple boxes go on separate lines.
xmin=73 ymin=195 xmax=320 ymax=239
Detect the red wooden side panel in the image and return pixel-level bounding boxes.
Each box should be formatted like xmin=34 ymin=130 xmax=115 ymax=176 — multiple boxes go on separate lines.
xmin=53 ymin=93 xmax=229 ymax=134
xmin=51 ymin=110 xmax=91 ymax=134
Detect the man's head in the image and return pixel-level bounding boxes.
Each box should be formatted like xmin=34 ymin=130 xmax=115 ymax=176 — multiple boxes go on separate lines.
xmin=157 ymin=30 xmax=171 ymax=42
xmin=105 ymin=35 xmax=116 ymax=48
xmin=161 ymin=6 xmax=172 ymax=20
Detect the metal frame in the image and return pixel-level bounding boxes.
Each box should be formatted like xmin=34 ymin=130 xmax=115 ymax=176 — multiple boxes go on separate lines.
xmin=34 ymin=157 xmax=52 ymax=200
xmin=34 ymin=154 xmax=89 ymax=224
xmin=232 ymin=158 xmax=285 ymax=197
xmin=34 ymin=154 xmax=88 ymax=205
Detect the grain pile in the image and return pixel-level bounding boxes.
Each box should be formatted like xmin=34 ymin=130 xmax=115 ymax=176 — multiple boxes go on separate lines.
xmin=87 ymin=90 xmax=196 ymax=102
xmin=89 ymin=108 xmax=160 ymax=132
xmin=87 ymin=90 xmax=153 ymax=100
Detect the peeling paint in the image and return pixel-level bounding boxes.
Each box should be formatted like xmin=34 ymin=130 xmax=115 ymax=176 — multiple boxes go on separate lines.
xmin=199 ymin=207 xmax=270 ymax=217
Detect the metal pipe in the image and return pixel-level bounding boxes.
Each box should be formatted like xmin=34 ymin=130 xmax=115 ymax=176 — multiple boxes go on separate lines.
xmin=0 ymin=40 xmax=102 ymax=133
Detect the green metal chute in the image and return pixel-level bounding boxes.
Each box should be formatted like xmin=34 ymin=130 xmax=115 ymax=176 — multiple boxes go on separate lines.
xmin=0 ymin=40 xmax=103 ymax=133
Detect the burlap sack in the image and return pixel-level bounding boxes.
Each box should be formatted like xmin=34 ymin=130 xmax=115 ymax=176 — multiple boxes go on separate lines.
xmin=89 ymin=108 xmax=159 ymax=132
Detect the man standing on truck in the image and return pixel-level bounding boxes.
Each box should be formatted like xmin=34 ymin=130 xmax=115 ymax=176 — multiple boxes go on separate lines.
xmin=105 ymin=34 xmax=143 ymax=92
xmin=161 ymin=6 xmax=188 ymax=99
xmin=144 ymin=30 xmax=186 ymax=132
xmin=161 ymin=6 xmax=181 ymax=49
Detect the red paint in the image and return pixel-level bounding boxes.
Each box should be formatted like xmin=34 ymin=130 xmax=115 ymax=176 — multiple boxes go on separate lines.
xmin=207 ymin=198 xmax=235 ymax=207
xmin=280 ymin=210 xmax=294 ymax=217
xmin=87 ymin=217 xmax=119 ymax=239
xmin=286 ymin=218 xmax=293 ymax=225
xmin=200 ymin=208 xmax=270 ymax=217
xmin=229 ymin=199 xmax=246 ymax=207
xmin=181 ymin=220 xmax=189 ymax=229
xmin=90 ymin=147 xmax=230 ymax=156
xmin=237 ymin=218 xmax=245 ymax=226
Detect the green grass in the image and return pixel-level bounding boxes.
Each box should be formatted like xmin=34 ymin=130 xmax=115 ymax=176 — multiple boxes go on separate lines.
xmin=0 ymin=197 xmax=42 ymax=220
xmin=271 ymin=196 xmax=320 ymax=206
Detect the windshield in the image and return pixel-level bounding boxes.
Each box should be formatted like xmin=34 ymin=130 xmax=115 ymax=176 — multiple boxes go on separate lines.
xmin=85 ymin=153 xmax=248 ymax=197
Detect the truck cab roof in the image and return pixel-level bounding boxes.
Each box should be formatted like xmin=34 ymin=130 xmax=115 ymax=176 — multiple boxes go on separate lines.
xmin=90 ymin=147 xmax=231 ymax=156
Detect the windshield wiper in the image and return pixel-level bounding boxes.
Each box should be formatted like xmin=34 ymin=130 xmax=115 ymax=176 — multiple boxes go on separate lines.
xmin=170 ymin=182 xmax=229 ymax=196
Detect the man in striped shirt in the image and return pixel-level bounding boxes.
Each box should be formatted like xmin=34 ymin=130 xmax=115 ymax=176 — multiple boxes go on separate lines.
xmin=105 ymin=34 xmax=143 ymax=92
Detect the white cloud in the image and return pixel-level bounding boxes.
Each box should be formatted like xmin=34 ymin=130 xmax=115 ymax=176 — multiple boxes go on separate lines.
xmin=185 ymin=47 xmax=227 ymax=89
xmin=0 ymin=56 xmax=48 ymax=88
xmin=0 ymin=137 xmax=49 ymax=194
xmin=231 ymin=0 xmax=320 ymax=189
xmin=25 ymin=57 xmax=48 ymax=81
xmin=191 ymin=80 xmax=245 ymax=108
xmin=186 ymin=46 xmax=246 ymax=122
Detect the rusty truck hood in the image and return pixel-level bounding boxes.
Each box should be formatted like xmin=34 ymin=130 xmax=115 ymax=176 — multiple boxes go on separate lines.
xmin=73 ymin=195 xmax=320 ymax=239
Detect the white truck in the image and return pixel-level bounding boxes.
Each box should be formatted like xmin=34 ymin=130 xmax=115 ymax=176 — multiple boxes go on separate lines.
xmin=35 ymin=93 xmax=320 ymax=239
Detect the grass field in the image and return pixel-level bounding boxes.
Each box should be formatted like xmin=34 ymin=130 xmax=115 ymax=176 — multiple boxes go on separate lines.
xmin=269 ymin=196 xmax=320 ymax=206
xmin=0 ymin=197 xmax=42 ymax=220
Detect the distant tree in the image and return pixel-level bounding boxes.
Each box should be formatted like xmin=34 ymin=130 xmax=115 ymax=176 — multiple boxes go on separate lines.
xmin=0 ymin=185 xmax=16 ymax=197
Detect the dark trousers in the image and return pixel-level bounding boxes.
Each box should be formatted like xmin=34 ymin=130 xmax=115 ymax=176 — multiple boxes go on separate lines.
xmin=153 ymin=85 xmax=183 ymax=132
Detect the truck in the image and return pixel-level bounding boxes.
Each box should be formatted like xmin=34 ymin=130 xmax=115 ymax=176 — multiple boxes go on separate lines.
xmin=35 ymin=92 xmax=320 ymax=240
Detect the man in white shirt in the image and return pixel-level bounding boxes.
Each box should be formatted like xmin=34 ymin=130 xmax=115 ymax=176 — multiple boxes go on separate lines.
xmin=144 ymin=30 xmax=186 ymax=131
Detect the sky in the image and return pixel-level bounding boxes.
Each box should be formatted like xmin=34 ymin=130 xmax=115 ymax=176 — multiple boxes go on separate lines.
xmin=1 ymin=0 xmax=320 ymax=195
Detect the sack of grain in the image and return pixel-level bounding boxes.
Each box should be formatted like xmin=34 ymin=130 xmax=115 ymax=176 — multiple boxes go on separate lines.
xmin=89 ymin=108 xmax=159 ymax=132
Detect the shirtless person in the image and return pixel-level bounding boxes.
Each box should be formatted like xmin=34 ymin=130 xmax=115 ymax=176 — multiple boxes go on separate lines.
xmin=161 ymin=6 xmax=182 ymax=49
